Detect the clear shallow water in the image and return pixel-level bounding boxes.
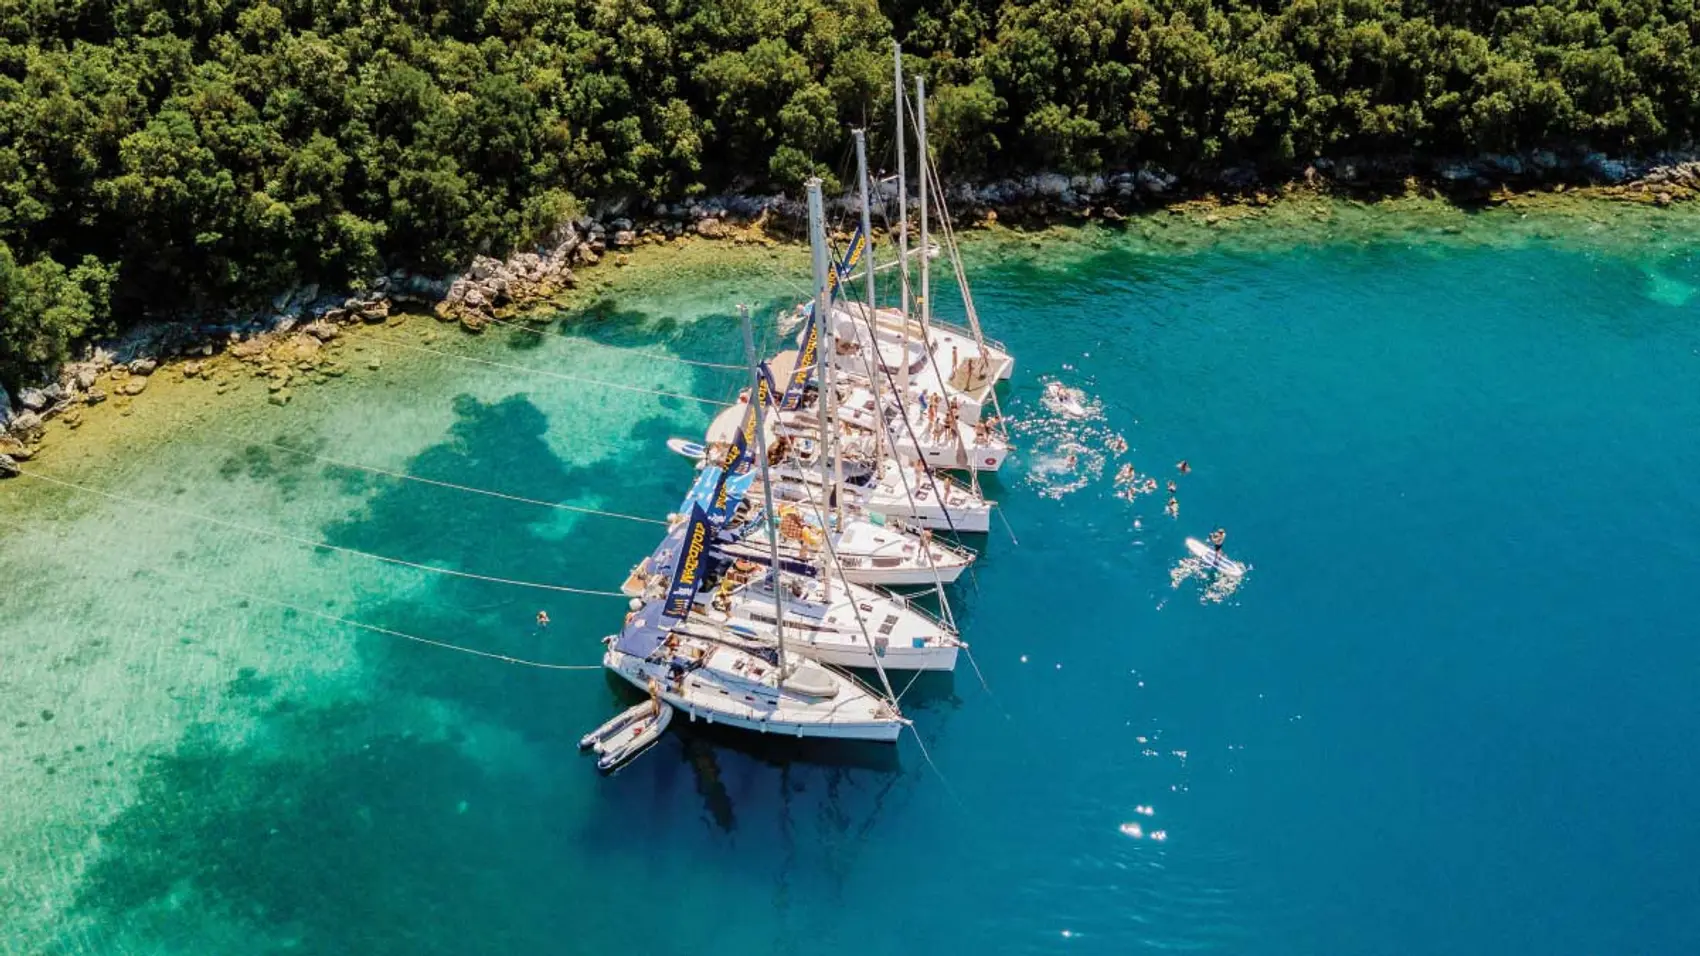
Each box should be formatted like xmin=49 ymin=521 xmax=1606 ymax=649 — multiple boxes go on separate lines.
xmin=2 ymin=214 xmax=1698 ymax=955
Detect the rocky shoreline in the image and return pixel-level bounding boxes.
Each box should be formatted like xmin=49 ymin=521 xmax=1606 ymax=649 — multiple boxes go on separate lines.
xmin=3 ymin=147 xmax=1697 ymax=478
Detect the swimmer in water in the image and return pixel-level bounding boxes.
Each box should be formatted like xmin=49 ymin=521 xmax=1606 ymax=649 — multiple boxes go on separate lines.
xmin=1166 ymin=479 xmax=1177 ymax=494
xmin=1065 ymin=453 xmax=1079 ymax=470
xmin=1115 ymin=463 xmax=1135 ymax=484
xmin=1165 ymin=496 xmax=1179 ymax=518
xmin=536 ymin=610 xmax=551 ymax=628
xmin=1176 ymin=460 xmax=1191 ymax=475
xmin=1209 ymin=527 xmax=1226 ymax=553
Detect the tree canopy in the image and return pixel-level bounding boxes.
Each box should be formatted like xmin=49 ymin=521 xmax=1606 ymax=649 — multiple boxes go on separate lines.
xmin=2 ymin=0 xmax=1697 ymax=386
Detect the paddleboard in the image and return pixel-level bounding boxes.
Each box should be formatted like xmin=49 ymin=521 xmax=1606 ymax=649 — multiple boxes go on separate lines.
xmin=667 ymin=438 xmax=706 ymax=460
xmin=1185 ymin=537 xmax=1245 ymax=577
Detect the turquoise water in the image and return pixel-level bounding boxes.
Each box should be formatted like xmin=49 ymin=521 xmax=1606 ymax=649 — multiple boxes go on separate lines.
xmin=2 ymin=213 xmax=1699 ymax=954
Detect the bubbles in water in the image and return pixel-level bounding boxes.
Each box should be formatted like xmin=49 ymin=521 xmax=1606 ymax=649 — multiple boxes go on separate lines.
xmin=1011 ymin=377 xmax=1116 ymax=499
xmin=1170 ymin=554 xmax=1248 ymax=604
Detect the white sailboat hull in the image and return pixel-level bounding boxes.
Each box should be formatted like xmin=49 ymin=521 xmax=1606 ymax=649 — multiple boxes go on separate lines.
xmin=782 ymin=632 xmax=959 ymax=671
xmin=603 ymin=649 xmax=903 ymax=742
xmin=830 ymin=554 xmax=966 ymax=586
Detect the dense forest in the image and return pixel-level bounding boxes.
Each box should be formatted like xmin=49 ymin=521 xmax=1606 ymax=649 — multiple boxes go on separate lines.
xmin=3 ymin=0 xmax=1698 ymax=387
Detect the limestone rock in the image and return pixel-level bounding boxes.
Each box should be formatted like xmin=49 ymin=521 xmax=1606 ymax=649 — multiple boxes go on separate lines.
xmin=695 ymin=218 xmax=726 ymax=238
xmin=128 ymin=357 xmax=158 ymax=376
xmin=0 ymin=454 xmax=18 ymax=478
xmin=0 ymin=434 xmax=31 ymax=460
xmin=120 ymin=378 xmax=148 ymax=396
xmin=9 ymin=411 xmax=43 ymax=441
xmin=85 ymin=388 xmax=106 ymax=405
xmin=17 ymin=388 xmax=48 ymax=411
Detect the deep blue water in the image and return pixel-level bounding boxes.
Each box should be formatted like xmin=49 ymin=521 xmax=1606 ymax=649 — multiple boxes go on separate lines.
xmin=6 ymin=220 xmax=1700 ymax=954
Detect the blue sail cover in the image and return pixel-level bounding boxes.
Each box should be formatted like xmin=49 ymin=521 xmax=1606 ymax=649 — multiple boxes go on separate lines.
xmin=779 ymin=230 xmax=864 ymax=411
xmin=758 ymin=361 xmax=780 ymax=405
xmin=824 ymin=224 xmax=866 ymax=300
xmin=661 ymin=504 xmax=713 ymax=621
xmin=705 ymin=469 xmax=756 ymax=527
xmin=780 ymin=307 xmax=818 ymax=410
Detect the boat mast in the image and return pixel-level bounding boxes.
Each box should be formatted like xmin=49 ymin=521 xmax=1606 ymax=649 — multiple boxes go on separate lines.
xmin=739 ymin=304 xmax=788 ymax=678
xmin=854 ymin=127 xmax=887 ymax=467
xmin=916 ymin=74 xmax=931 ymax=342
xmin=805 ymin=178 xmax=838 ymax=599
xmin=893 ymin=41 xmax=911 ymax=398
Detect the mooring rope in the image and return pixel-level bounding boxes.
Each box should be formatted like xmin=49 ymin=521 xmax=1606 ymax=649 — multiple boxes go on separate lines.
xmin=476 ymin=313 xmax=747 ymax=370
xmin=142 ymin=569 xmax=605 ymax=671
xmin=367 ymin=335 xmax=733 ymax=407
xmin=16 ymin=469 xmax=630 ymax=598
xmin=211 ymin=433 xmax=667 ymax=526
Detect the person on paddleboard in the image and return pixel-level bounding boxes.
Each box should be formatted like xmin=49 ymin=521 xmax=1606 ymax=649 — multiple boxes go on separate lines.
xmin=1209 ymin=528 xmax=1226 ymax=553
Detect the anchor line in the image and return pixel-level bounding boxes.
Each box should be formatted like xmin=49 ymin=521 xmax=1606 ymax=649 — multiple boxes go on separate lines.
xmin=367 ymin=335 xmax=734 ymax=407
xmin=211 ymin=433 xmax=666 ymax=526
xmin=145 ymin=570 xmax=604 ymax=671
xmin=474 ymin=313 xmax=746 ymax=370
xmin=15 ymin=469 xmax=630 ymax=598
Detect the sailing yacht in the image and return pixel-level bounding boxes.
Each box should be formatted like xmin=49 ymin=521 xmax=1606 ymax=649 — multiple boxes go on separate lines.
xmin=714 ymin=501 xmax=975 ymax=586
xmin=692 ymin=565 xmax=961 ymax=671
xmin=831 ymin=382 xmax=1010 ymax=472
xmin=602 ymin=608 xmax=905 ymax=741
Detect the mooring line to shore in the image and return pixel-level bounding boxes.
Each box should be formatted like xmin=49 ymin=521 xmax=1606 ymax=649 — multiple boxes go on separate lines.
xmin=144 ymin=569 xmax=605 ymax=671
xmin=366 ymin=335 xmax=734 ymax=406
xmin=16 ymin=469 xmax=631 ymax=598
xmin=475 ymin=313 xmax=748 ymax=371
xmin=210 ymin=432 xmax=667 ymax=526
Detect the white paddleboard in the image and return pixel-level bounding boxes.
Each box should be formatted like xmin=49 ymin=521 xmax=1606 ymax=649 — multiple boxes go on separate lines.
xmin=1185 ymin=537 xmax=1245 ymax=577
xmin=667 ymin=438 xmax=706 ymax=460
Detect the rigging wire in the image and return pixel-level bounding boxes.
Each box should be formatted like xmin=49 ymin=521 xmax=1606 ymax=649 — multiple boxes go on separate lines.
xmin=14 ymin=469 xmax=630 ymax=598
xmin=144 ymin=569 xmax=605 ymax=671
xmin=210 ymin=432 xmax=667 ymax=526
xmin=366 ymin=335 xmax=733 ymax=407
